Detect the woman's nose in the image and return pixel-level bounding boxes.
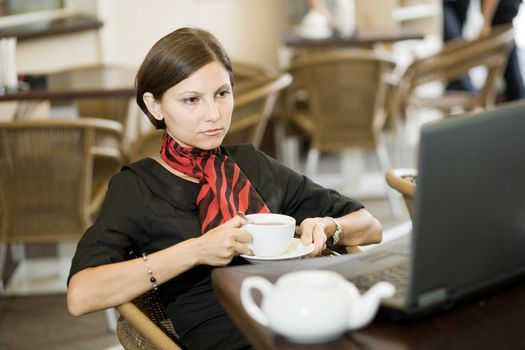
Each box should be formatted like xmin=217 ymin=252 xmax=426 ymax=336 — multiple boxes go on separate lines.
xmin=204 ymin=100 xmax=221 ymax=122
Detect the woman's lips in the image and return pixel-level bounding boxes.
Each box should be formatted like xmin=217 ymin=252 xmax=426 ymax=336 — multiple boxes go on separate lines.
xmin=201 ymin=128 xmax=223 ymax=136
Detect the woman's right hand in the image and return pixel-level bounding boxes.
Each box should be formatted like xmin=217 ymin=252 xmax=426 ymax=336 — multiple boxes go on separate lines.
xmin=194 ymin=215 xmax=253 ymax=266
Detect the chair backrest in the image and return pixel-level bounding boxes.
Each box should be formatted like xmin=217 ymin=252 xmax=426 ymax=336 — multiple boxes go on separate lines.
xmin=231 ymin=60 xmax=276 ymax=93
xmin=398 ymin=24 xmax=514 ymax=113
xmin=286 ymin=49 xmax=397 ymax=152
xmin=0 ymin=118 xmax=122 ymax=243
xmin=78 ymin=97 xmax=130 ymax=125
xmin=223 ymin=72 xmax=292 ymax=149
xmin=116 ymin=291 xmax=182 ymax=350
xmin=385 ymin=168 xmax=417 ymax=219
xmin=65 ymin=64 xmax=137 ymax=149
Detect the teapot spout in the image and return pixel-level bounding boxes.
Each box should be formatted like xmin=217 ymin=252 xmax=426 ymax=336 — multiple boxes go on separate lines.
xmin=347 ymin=281 xmax=395 ymax=330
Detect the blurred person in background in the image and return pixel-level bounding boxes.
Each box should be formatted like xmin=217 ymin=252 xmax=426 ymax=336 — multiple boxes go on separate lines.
xmin=443 ymin=0 xmax=525 ymax=101
xmin=443 ymin=0 xmax=476 ymax=92
xmin=480 ymin=0 xmax=525 ymax=101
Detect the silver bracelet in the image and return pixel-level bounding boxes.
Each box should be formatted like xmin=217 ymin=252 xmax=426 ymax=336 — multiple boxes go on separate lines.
xmin=325 ymin=217 xmax=343 ymax=246
xmin=142 ymin=252 xmax=158 ymax=291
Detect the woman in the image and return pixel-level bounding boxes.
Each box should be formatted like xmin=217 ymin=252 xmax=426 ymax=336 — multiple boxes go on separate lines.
xmin=67 ymin=27 xmax=382 ymax=349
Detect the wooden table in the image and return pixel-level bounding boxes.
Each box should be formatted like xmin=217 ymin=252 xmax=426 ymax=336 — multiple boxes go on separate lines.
xmin=279 ymin=27 xmax=425 ymax=68
xmin=211 ymin=255 xmax=525 ymax=349
xmin=1 ymin=64 xmax=269 ymax=120
xmin=0 ymin=65 xmax=137 ymax=119
xmin=282 ymin=27 xmax=425 ymax=49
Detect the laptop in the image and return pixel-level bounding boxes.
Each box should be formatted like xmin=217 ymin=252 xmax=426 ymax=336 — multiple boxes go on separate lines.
xmin=329 ymin=101 xmax=525 ymax=320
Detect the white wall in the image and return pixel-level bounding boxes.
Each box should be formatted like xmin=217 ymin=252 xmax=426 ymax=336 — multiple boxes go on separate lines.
xmin=97 ymin=0 xmax=286 ymax=68
xmin=16 ymin=31 xmax=101 ymax=72
xmin=15 ymin=0 xmax=286 ymax=73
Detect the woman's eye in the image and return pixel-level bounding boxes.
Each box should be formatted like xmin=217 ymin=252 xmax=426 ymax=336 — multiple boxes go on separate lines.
xmin=217 ymin=90 xmax=231 ymax=98
xmin=183 ymin=96 xmax=199 ymax=104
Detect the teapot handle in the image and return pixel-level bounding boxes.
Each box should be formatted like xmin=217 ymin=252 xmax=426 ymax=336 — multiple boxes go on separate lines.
xmin=240 ymin=276 xmax=274 ymax=327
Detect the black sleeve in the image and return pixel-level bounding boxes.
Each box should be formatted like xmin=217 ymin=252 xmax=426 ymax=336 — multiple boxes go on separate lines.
xmin=68 ymin=170 xmax=154 ymax=283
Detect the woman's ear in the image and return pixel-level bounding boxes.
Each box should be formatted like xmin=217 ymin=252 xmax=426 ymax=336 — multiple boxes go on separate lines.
xmin=143 ymin=92 xmax=163 ymax=121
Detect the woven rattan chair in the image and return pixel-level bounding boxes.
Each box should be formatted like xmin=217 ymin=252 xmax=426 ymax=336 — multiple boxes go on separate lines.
xmin=394 ymin=24 xmax=515 ymax=118
xmin=78 ymin=96 xmax=130 ymax=126
xmin=385 ymin=168 xmax=417 ymax=219
xmin=285 ymin=49 xmax=398 ymax=174
xmin=116 ymin=290 xmax=182 ymax=350
xmin=0 ymin=118 xmax=123 ymax=293
xmin=231 ymin=60 xmax=275 ymax=93
xmin=284 ymin=49 xmax=403 ymax=216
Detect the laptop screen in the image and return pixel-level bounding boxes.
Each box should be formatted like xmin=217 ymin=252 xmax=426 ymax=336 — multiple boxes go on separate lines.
xmin=410 ymin=101 xmax=525 ymax=307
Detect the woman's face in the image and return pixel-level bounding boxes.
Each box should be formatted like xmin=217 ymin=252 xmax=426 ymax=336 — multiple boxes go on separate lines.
xmin=149 ymin=61 xmax=233 ymax=150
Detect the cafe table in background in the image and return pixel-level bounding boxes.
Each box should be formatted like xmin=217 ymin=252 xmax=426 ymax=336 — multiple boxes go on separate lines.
xmin=279 ymin=27 xmax=424 ymax=68
xmin=0 ymin=64 xmax=137 ymax=120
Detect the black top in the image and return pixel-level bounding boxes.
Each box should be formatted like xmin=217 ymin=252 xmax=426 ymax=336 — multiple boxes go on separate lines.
xmin=69 ymin=144 xmax=363 ymax=348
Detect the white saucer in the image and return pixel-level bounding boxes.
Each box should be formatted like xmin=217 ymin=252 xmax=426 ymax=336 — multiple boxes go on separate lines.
xmin=241 ymin=238 xmax=314 ymax=264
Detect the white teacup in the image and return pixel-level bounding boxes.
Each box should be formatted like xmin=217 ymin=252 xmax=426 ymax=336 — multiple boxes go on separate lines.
xmin=243 ymin=213 xmax=295 ymax=257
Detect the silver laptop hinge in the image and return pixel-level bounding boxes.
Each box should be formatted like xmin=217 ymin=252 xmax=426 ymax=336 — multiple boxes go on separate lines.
xmin=417 ymin=288 xmax=447 ymax=308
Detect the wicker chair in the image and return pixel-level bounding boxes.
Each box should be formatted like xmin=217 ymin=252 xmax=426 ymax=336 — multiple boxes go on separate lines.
xmin=0 ymin=118 xmax=123 ymax=293
xmin=284 ymin=49 xmax=403 ymax=215
xmin=385 ymin=168 xmax=417 ymax=219
xmin=284 ymin=49 xmax=398 ymax=174
xmin=78 ymin=96 xmax=134 ymax=146
xmin=231 ymin=60 xmax=276 ymax=93
xmin=394 ymin=24 xmax=515 ymax=118
xmin=116 ymin=291 xmax=183 ymax=350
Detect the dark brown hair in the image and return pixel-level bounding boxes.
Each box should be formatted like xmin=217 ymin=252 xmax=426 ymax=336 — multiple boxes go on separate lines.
xmin=135 ymin=27 xmax=234 ymax=129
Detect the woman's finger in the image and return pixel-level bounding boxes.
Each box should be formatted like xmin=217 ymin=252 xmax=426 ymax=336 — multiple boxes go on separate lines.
xmin=234 ymin=241 xmax=252 ymax=256
xmin=299 ymin=220 xmax=315 ymax=245
xmin=232 ymin=229 xmax=252 ymax=244
xmin=221 ymin=214 xmax=246 ymax=229
xmin=305 ymin=223 xmax=326 ymax=256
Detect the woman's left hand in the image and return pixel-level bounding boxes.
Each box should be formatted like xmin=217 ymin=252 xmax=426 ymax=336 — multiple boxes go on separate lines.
xmin=296 ymin=217 xmax=329 ymax=257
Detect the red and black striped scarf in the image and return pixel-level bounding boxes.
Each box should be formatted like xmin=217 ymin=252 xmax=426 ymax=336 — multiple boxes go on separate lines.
xmin=160 ymin=132 xmax=270 ymax=234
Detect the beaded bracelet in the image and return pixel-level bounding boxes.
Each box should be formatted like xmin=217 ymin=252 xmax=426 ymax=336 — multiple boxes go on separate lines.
xmin=142 ymin=252 xmax=158 ymax=291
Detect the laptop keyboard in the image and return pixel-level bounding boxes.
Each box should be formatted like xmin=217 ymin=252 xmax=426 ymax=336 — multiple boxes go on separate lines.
xmin=350 ymin=263 xmax=408 ymax=300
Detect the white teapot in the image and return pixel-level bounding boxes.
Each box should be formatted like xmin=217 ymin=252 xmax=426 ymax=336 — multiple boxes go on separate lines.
xmin=240 ymin=270 xmax=395 ymax=344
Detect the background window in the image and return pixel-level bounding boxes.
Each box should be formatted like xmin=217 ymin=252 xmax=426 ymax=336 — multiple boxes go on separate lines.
xmin=0 ymin=0 xmax=64 ymax=17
